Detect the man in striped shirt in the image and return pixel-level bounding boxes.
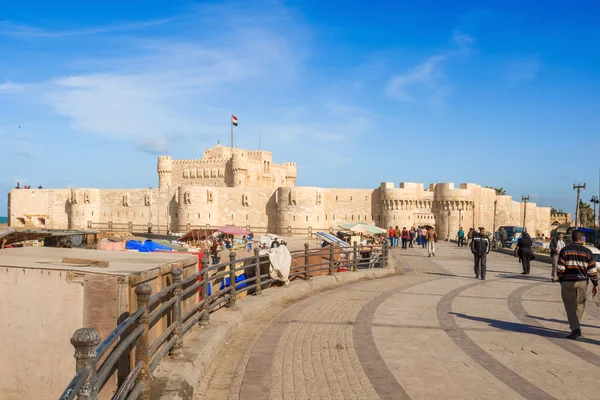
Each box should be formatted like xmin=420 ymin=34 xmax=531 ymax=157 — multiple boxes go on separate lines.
xmin=557 ymin=230 xmax=599 ymax=340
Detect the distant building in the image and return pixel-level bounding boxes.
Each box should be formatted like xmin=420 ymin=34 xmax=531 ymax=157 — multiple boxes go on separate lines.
xmin=8 ymin=144 xmax=552 ymax=238
xmin=550 ymin=211 xmax=573 ymax=229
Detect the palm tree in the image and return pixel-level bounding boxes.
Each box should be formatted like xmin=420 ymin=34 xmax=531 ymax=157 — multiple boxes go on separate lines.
xmin=485 ymin=186 xmax=507 ymax=195
xmin=578 ymin=201 xmax=595 ymax=228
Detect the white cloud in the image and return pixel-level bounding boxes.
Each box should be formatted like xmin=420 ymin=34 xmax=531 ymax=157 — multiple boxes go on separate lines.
xmin=0 ymin=3 xmax=309 ymax=143
xmin=505 ymin=59 xmax=539 ymax=85
xmin=136 ymin=138 xmax=169 ymax=154
xmin=386 ymin=31 xmax=473 ymax=103
xmin=451 ymin=30 xmax=474 ymax=48
xmin=0 ymin=18 xmax=179 ymax=38
xmin=386 ymin=55 xmax=446 ymax=101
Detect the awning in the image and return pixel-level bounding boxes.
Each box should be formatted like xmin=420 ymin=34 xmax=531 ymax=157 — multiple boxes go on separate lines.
xmin=219 ymin=225 xmax=251 ymax=236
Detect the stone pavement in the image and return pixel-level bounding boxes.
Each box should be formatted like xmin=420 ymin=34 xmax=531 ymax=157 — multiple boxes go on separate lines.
xmin=196 ymin=242 xmax=600 ymax=400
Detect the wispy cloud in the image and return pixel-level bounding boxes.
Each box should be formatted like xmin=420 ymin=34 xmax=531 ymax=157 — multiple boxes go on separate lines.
xmin=504 ymin=58 xmax=539 ymax=85
xmin=386 ymin=55 xmax=447 ymax=101
xmin=0 ymin=17 xmax=179 ymax=38
xmin=136 ymin=138 xmax=169 ymax=155
xmin=386 ymin=31 xmax=473 ymax=102
xmin=0 ymin=3 xmax=309 ymax=145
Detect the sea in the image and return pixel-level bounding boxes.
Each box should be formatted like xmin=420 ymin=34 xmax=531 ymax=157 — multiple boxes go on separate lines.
xmin=0 ymin=216 xmax=8 ymax=224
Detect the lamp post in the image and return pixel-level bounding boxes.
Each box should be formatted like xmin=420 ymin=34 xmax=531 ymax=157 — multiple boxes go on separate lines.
xmin=591 ymin=195 xmax=599 ymax=232
xmin=573 ymin=183 xmax=586 ymax=228
xmin=148 ymin=187 xmax=152 ymax=233
xmin=522 ymin=196 xmax=529 ymax=232
xmin=446 ymin=209 xmax=451 ymax=241
xmin=493 ymin=200 xmax=497 ymax=236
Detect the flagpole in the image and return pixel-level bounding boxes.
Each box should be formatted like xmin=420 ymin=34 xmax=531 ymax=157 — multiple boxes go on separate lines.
xmin=230 ymin=115 xmax=234 ymax=148
xmin=259 ymin=128 xmax=262 ymax=150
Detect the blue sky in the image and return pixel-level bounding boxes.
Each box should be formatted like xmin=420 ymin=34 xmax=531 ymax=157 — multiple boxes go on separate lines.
xmin=1 ymin=0 xmax=600 ymax=216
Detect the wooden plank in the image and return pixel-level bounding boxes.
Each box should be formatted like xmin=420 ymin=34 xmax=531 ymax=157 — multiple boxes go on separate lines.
xmin=61 ymin=257 xmax=109 ymax=268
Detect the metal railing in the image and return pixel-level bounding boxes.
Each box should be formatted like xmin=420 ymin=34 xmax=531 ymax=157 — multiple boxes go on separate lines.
xmin=59 ymin=240 xmax=389 ymax=400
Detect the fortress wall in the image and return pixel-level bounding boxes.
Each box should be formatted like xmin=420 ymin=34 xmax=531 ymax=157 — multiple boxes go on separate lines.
xmin=8 ymin=189 xmax=70 ymax=229
xmin=172 ymin=186 xmax=276 ymax=231
xmin=171 ymin=161 xmax=230 ymax=188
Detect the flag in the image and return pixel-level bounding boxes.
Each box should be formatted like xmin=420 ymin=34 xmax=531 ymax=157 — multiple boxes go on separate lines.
xmin=232 ymin=114 xmax=238 ymax=126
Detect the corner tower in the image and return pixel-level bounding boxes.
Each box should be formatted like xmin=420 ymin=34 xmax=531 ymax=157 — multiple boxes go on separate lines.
xmin=157 ymin=156 xmax=173 ymax=190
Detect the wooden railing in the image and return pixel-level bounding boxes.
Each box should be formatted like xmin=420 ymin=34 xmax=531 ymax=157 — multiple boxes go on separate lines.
xmin=59 ymin=241 xmax=389 ymax=400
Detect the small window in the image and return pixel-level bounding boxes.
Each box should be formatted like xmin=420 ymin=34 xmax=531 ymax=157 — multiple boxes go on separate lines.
xmin=306 ymin=216 xmax=309 ymax=222
xmin=350 ymin=196 xmax=353 ymax=201
xmin=325 ymin=215 xmax=328 ymax=220
xmin=317 ymin=216 xmax=319 ymax=221
xmin=246 ymin=214 xmax=248 ymax=220
xmin=209 ymin=213 xmax=211 ymax=219
xmin=352 ymin=215 xmax=354 ymax=221
xmin=333 ymin=215 xmax=335 ymax=220
xmin=358 ymin=215 xmax=360 ymax=221
xmin=365 ymin=196 xmax=368 ymax=201
xmin=336 ymin=196 xmax=338 ymax=201
xmin=198 ymin=213 xmax=201 ymax=218
xmin=91 ymin=211 xmax=93 ymax=216
xmin=293 ymin=215 xmax=296 ymax=221
xmin=176 ymin=212 xmax=178 ymax=218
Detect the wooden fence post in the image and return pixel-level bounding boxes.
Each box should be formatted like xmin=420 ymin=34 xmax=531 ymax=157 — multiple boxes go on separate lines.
xmin=199 ymin=255 xmax=210 ymax=327
xmin=169 ymin=266 xmax=183 ymax=356
xmin=70 ymin=328 xmax=101 ymax=400
xmin=254 ymin=248 xmax=262 ymax=295
xmin=135 ymin=283 xmax=152 ymax=400
xmin=304 ymin=243 xmax=310 ymax=280
xmin=329 ymin=244 xmax=335 ymax=275
xmin=228 ymin=252 xmax=237 ymax=307
xmin=353 ymin=241 xmax=358 ymax=271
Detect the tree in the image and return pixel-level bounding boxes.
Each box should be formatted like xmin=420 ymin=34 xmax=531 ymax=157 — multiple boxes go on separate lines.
xmin=578 ymin=201 xmax=596 ymax=228
xmin=485 ymin=186 xmax=507 ymax=195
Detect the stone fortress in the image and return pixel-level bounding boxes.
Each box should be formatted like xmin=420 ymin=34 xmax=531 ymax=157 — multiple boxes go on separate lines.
xmin=7 ymin=144 xmax=552 ymax=239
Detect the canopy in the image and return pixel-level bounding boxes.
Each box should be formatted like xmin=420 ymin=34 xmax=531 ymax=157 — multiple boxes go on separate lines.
xmin=219 ymin=225 xmax=251 ymax=236
xmin=338 ymin=222 xmax=386 ymax=235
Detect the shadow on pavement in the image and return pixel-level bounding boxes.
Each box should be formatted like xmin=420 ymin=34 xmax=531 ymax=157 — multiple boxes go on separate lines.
xmin=525 ymin=315 xmax=600 ymax=330
xmin=449 ymin=312 xmax=600 ymax=346
xmin=496 ymin=274 xmax=551 ymax=283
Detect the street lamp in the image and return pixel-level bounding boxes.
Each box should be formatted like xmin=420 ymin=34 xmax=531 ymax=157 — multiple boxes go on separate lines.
xmin=522 ymin=196 xmax=529 ymax=232
xmin=493 ymin=200 xmax=497 ymax=236
xmin=591 ymin=195 xmax=599 ymax=232
xmin=446 ymin=209 xmax=451 ymax=241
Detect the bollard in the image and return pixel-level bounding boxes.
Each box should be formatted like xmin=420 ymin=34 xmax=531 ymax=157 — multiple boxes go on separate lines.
xmin=304 ymin=243 xmax=310 ymax=280
xmin=71 ymin=328 xmax=101 ymax=400
xmin=199 ymin=255 xmax=210 ymax=327
xmin=228 ymin=252 xmax=237 ymax=307
xmin=169 ymin=266 xmax=184 ymax=356
xmin=135 ymin=283 xmax=152 ymax=400
xmin=329 ymin=244 xmax=335 ymax=275
xmin=254 ymin=248 xmax=262 ymax=295
xmin=353 ymin=241 xmax=358 ymax=271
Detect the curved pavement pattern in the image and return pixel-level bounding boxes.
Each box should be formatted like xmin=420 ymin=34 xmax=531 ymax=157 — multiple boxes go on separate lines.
xmin=196 ymin=242 xmax=600 ymax=400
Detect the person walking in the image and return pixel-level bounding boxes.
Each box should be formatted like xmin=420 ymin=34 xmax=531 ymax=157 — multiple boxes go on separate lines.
xmin=409 ymin=226 xmax=416 ymax=248
xmin=426 ymin=227 xmax=437 ymax=257
xmin=471 ymin=227 xmax=490 ymax=279
xmin=517 ymin=229 xmax=534 ymax=274
xmin=549 ymin=233 xmax=565 ymax=283
xmin=466 ymin=228 xmax=474 ymax=247
xmin=557 ymin=229 xmax=598 ymax=340
xmin=499 ymin=227 xmax=507 ymax=248
xmin=457 ymin=227 xmax=465 ymax=247
xmin=394 ymin=226 xmax=401 ymax=248
xmin=420 ymin=226 xmax=427 ymax=248
xmin=388 ymin=226 xmax=395 ymax=248
xmin=401 ymin=227 xmax=409 ymax=249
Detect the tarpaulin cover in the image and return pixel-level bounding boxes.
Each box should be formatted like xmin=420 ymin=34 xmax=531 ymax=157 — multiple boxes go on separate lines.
xmin=219 ymin=274 xmax=248 ymax=290
xmin=125 ymin=240 xmax=173 ymax=252
xmin=219 ymin=225 xmax=251 ymax=235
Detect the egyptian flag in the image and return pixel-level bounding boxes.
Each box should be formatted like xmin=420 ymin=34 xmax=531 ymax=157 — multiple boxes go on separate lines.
xmin=232 ymin=114 xmax=238 ymax=126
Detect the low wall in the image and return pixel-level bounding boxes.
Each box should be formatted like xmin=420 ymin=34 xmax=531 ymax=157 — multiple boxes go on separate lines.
xmin=151 ymin=265 xmax=401 ymax=399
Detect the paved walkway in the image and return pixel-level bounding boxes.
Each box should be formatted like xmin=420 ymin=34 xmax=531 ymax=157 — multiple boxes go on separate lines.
xmin=196 ymin=242 xmax=600 ymax=400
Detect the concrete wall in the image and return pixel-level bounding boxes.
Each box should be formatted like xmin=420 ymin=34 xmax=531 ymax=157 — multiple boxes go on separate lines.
xmin=0 ymin=268 xmax=84 ymax=400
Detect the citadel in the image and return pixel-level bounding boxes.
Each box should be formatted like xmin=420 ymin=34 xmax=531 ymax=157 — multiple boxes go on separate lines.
xmin=7 ymin=144 xmax=552 ymax=239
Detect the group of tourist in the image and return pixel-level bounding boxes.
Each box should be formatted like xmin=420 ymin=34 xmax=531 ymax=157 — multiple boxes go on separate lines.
xmin=388 ymin=225 xmax=438 ymax=257
xmin=466 ymin=226 xmax=597 ymax=341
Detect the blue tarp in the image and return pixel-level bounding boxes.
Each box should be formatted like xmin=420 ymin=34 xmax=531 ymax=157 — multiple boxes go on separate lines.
xmin=219 ymin=274 xmax=248 ymax=290
xmin=125 ymin=240 xmax=173 ymax=252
